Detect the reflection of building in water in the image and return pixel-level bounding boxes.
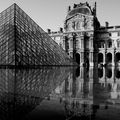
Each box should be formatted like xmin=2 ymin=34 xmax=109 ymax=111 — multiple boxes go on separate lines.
xmin=52 ymin=66 xmax=120 ymax=119
xmin=52 ymin=67 xmax=94 ymax=119
xmin=92 ymin=66 xmax=120 ymax=120
xmin=54 ymin=67 xmax=93 ymax=99
xmin=98 ymin=67 xmax=120 ymax=100
xmin=64 ymin=67 xmax=94 ymax=119
xmin=0 ymin=67 xmax=70 ymax=120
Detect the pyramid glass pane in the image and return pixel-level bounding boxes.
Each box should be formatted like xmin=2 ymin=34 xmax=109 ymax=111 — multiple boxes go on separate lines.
xmin=0 ymin=4 xmax=72 ymax=66
xmin=0 ymin=4 xmax=15 ymax=65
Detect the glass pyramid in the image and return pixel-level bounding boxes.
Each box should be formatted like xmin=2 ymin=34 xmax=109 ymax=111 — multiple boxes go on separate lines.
xmin=0 ymin=3 xmax=72 ymax=66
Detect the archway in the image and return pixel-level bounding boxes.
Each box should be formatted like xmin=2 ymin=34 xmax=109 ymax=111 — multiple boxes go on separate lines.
xmin=116 ymin=52 xmax=120 ymax=63
xmin=106 ymin=53 xmax=112 ymax=63
xmin=75 ymin=53 xmax=80 ymax=65
xmin=98 ymin=53 xmax=103 ymax=63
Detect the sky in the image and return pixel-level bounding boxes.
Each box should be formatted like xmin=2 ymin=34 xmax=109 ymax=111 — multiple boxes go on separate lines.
xmin=0 ymin=0 xmax=120 ymax=32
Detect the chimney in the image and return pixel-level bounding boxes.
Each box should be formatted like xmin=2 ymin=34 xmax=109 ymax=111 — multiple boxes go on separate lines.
xmin=47 ymin=29 xmax=51 ymax=34
xmin=73 ymin=4 xmax=77 ymax=8
xmin=68 ymin=6 xmax=71 ymax=12
xmin=105 ymin=22 xmax=109 ymax=28
xmin=60 ymin=27 xmax=63 ymax=33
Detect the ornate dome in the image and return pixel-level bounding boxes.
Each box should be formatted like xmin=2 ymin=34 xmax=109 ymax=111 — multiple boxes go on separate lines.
xmin=66 ymin=2 xmax=93 ymax=19
xmin=67 ymin=7 xmax=91 ymax=18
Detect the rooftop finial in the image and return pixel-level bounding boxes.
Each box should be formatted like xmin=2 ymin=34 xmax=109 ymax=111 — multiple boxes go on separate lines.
xmin=95 ymin=2 xmax=97 ymax=16
xmin=93 ymin=1 xmax=97 ymax=16
xmin=68 ymin=6 xmax=71 ymax=12
xmin=73 ymin=4 xmax=77 ymax=8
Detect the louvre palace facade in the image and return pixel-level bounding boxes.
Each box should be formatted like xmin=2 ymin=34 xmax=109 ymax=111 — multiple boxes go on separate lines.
xmin=48 ymin=2 xmax=120 ymax=67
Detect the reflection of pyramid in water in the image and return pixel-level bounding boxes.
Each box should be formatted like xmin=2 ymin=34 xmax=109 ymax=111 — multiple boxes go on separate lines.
xmin=0 ymin=3 xmax=71 ymax=66
xmin=0 ymin=67 xmax=70 ymax=120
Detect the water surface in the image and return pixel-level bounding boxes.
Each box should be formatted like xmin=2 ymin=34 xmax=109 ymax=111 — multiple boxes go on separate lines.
xmin=0 ymin=66 xmax=120 ymax=120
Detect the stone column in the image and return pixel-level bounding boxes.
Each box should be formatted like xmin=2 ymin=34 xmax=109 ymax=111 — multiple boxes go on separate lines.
xmin=80 ymin=52 xmax=84 ymax=67
xmin=103 ymin=67 xmax=105 ymax=80
xmin=89 ymin=52 xmax=94 ymax=66
xmin=72 ymin=33 xmax=76 ymax=62
xmin=111 ymin=67 xmax=114 ymax=81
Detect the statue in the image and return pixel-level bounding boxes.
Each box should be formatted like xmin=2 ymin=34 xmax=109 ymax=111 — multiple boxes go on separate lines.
xmin=72 ymin=21 xmax=75 ymax=30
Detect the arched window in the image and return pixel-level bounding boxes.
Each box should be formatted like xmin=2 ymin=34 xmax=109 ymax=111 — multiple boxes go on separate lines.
xmin=108 ymin=39 xmax=112 ymax=48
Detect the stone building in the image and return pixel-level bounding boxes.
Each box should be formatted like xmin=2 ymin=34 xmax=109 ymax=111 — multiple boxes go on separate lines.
xmin=48 ymin=2 xmax=120 ymax=67
xmin=48 ymin=2 xmax=100 ymax=66
xmin=63 ymin=2 xmax=100 ymax=67
xmin=97 ymin=24 xmax=120 ymax=66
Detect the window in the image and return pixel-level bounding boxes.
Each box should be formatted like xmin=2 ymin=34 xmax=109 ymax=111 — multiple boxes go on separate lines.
xmin=109 ymin=33 xmax=111 ymax=36
xmin=108 ymin=41 xmax=112 ymax=48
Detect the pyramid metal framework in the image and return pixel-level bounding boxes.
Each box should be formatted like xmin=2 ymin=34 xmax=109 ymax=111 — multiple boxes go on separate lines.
xmin=0 ymin=4 xmax=72 ymax=66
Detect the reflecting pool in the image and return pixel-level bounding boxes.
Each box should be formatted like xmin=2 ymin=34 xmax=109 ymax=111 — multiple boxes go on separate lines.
xmin=0 ymin=66 xmax=120 ymax=120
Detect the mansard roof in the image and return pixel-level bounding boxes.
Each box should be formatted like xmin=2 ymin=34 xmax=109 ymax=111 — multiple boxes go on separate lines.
xmin=66 ymin=2 xmax=93 ymax=19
